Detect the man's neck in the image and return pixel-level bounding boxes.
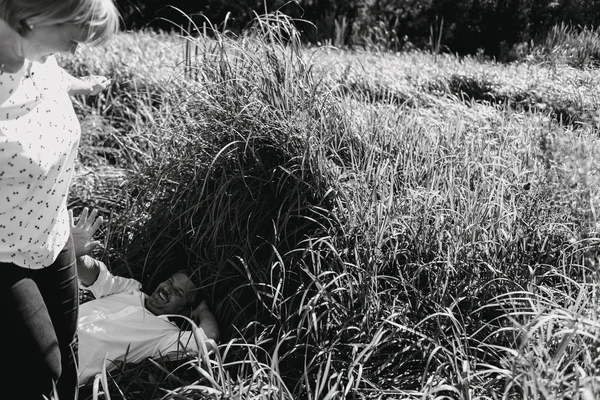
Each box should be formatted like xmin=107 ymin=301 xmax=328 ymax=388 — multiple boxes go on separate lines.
xmin=0 ymin=19 xmax=26 ymax=73
xmin=143 ymin=296 xmax=157 ymax=316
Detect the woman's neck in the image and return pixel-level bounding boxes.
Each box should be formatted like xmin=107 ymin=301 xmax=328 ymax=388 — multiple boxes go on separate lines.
xmin=0 ymin=19 xmax=25 ymax=73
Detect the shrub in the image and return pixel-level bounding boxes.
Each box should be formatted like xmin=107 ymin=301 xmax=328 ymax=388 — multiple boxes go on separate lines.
xmin=113 ymin=0 xmax=600 ymax=56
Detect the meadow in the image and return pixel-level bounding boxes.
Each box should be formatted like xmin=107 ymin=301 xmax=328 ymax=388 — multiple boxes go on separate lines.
xmin=61 ymin=13 xmax=600 ymax=400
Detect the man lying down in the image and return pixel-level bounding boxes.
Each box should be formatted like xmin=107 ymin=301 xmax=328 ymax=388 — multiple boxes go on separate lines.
xmin=71 ymin=208 xmax=220 ymax=385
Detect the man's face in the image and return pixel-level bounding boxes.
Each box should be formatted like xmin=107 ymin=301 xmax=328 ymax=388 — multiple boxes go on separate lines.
xmin=145 ymin=272 xmax=197 ymax=315
xmin=22 ymin=23 xmax=88 ymax=62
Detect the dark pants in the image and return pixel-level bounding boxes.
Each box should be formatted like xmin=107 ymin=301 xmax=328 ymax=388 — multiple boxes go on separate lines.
xmin=0 ymin=236 xmax=79 ymax=400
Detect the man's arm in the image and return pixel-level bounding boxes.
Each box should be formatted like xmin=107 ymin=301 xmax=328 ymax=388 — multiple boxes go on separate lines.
xmin=192 ymin=301 xmax=220 ymax=343
xmin=70 ymin=207 xmax=103 ymax=286
xmin=155 ymin=302 xmax=220 ymax=358
xmin=77 ymin=255 xmax=101 ymax=287
xmin=70 ymin=207 xmax=141 ymax=296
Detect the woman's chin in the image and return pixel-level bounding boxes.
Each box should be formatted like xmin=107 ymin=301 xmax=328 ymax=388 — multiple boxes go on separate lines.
xmin=29 ymin=54 xmax=51 ymax=63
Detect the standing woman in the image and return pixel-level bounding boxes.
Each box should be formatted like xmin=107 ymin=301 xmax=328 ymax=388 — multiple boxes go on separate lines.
xmin=0 ymin=1 xmax=119 ymax=399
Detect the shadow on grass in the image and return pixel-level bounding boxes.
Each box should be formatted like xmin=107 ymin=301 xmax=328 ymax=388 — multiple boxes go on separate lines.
xmin=424 ymin=74 xmax=597 ymax=129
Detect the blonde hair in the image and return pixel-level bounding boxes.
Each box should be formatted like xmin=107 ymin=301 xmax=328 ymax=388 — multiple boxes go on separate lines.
xmin=0 ymin=0 xmax=120 ymax=45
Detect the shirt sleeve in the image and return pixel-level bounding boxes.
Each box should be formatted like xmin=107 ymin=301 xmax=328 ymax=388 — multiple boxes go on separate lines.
xmin=83 ymin=258 xmax=142 ymax=299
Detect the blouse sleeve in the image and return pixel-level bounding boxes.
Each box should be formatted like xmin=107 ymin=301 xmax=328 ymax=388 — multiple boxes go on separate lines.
xmin=43 ymin=56 xmax=71 ymax=92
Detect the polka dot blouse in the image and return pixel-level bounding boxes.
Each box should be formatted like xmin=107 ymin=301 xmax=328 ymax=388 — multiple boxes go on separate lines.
xmin=0 ymin=55 xmax=80 ymax=269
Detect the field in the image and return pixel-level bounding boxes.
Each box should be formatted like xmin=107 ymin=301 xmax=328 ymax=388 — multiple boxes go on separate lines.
xmin=61 ymin=14 xmax=600 ymax=400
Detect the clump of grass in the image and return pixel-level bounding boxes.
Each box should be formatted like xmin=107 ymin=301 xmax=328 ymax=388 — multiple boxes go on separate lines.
xmin=61 ymin=32 xmax=192 ymax=217
xmin=523 ymin=22 xmax=600 ymax=69
xmin=479 ymin=256 xmax=600 ymax=399
xmin=75 ymin=11 xmax=364 ymax=399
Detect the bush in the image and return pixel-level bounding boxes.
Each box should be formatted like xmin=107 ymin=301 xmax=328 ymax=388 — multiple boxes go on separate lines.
xmin=115 ymin=0 xmax=291 ymax=31
xmin=113 ymin=0 xmax=600 ymax=57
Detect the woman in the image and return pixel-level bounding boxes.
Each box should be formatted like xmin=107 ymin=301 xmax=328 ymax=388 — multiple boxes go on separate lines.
xmin=0 ymin=1 xmax=119 ymax=399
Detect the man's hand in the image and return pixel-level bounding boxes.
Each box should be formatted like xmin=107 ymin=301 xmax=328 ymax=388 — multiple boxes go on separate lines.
xmin=190 ymin=300 xmax=220 ymax=343
xmin=69 ymin=207 xmax=103 ymax=258
xmin=190 ymin=300 xmax=210 ymax=326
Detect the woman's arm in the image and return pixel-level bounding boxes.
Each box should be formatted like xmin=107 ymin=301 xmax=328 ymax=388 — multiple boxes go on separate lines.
xmin=63 ymin=69 xmax=112 ymax=96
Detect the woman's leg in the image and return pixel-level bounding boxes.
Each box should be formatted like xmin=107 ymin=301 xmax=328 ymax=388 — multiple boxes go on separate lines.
xmin=38 ymin=235 xmax=79 ymax=400
xmin=1 ymin=266 xmax=61 ymax=399
xmin=0 ymin=237 xmax=79 ymax=399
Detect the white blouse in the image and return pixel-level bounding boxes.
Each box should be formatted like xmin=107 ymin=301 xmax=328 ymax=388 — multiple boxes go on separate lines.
xmin=0 ymin=56 xmax=80 ymax=269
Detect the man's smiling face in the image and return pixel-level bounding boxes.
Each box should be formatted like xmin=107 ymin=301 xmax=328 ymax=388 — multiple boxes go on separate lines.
xmin=145 ymin=272 xmax=197 ymax=315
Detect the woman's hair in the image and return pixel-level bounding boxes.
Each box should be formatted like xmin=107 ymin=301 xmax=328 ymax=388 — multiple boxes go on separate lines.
xmin=0 ymin=0 xmax=120 ymax=45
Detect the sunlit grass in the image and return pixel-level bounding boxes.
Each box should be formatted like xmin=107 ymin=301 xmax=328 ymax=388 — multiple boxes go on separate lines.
xmin=60 ymin=13 xmax=600 ymax=400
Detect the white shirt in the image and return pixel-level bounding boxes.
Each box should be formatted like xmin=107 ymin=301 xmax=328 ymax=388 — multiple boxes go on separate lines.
xmin=0 ymin=56 xmax=79 ymax=268
xmin=78 ymin=261 xmax=202 ymax=385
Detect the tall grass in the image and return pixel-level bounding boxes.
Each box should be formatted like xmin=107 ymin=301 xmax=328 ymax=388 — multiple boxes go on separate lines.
xmin=520 ymin=22 xmax=600 ymax=69
xmin=63 ymin=13 xmax=600 ymax=400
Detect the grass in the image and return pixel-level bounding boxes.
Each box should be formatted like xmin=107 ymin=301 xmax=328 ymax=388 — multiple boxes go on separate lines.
xmin=58 ymin=13 xmax=600 ymax=400
xmin=519 ymin=22 xmax=600 ymax=69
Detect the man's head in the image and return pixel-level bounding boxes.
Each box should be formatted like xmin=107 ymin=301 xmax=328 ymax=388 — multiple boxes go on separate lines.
xmin=145 ymin=271 xmax=198 ymax=316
